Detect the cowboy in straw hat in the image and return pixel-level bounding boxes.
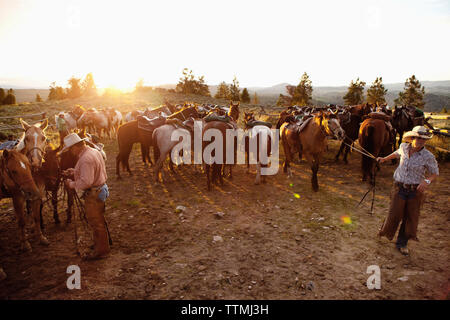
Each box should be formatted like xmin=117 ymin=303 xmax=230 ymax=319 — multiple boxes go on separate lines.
xmin=376 ymin=126 xmax=439 ymax=255
xmin=62 ymin=133 xmax=111 ymax=260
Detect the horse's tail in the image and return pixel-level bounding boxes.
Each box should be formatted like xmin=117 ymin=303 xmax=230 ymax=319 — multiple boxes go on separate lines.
xmin=361 ymin=124 xmax=375 ymax=178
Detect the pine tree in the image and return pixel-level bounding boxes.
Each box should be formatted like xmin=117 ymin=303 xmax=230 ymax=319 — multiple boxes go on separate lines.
xmin=253 ymin=92 xmax=259 ymax=105
xmin=48 ymin=82 xmax=66 ymax=100
xmin=3 ymin=93 xmax=16 ymax=105
xmin=294 ymin=72 xmax=313 ymax=106
xmin=284 ymin=72 xmax=313 ymax=106
xmin=394 ymin=75 xmax=425 ymax=109
xmin=214 ymin=82 xmax=230 ymax=99
xmin=81 ymin=72 xmax=97 ymax=97
xmin=240 ymin=88 xmax=250 ymax=103
xmin=229 ymin=76 xmax=240 ymax=101
xmin=66 ymin=77 xmax=82 ymax=99
xmin=0 ymin=88 xmax=5 ymax=103
xmin=36 ymin=94 xmax=43 ymax=102
xmin=343 ymin=77 xmax=366 ymax=105
xmin=367 ymin=77 xmax=387 ymax=105
xmin=176 ymin=68 xmax=210 ymax=96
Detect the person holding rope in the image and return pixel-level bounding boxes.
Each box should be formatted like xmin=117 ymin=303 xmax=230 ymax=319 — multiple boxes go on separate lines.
xmin=61 ymin=133 xmax=111 ymax=260
xmin=376 ymin=126 xmax=439 ymax=255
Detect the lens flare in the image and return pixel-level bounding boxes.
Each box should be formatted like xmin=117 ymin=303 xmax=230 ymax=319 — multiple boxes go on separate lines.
xmin=289 ymin=183 xmax=293 ymax=187
xmin=341 ymin=215 xmax=352 ymax=224
xmin=294 ymin=193 xmax=300 ymax=199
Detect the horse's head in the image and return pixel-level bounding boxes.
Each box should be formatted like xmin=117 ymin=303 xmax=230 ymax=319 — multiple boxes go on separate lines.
xmin=321 ymin=112 xmax=345 ymax=140
xmin=243 ymin=112 xmax=255 ymax=124
xmin=19 ymin=118 xmax=48 ymax=169
xmin=1 ymin=150 xmax=40 ymax=200
xmin=228 ymin=101 xmax=240 ymax=121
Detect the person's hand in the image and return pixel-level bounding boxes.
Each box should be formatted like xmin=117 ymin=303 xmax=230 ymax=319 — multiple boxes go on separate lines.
xmin=62 ymin=168 xmax=74 ymax=179
xmin=65 ymin=179 xmax=73 ymax=189
xmin=376 ymin=157 xmax=384 ymax=164
xmin=417 ymin=181 xmax=429 ymax=193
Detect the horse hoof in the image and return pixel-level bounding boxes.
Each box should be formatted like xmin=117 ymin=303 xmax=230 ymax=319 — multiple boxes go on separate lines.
xmin=0 ymin=268 xmax=6 ymax=281
xmin=22 ymin=241 xmax=32 ymax=252
xmin=40 ymin=236 xmax=49 ymax=246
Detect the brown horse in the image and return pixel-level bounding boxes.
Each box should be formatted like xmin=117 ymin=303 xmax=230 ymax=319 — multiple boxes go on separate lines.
xmin=358 ymin=118 xmax=392 ymax=184
xmin=0 ymin=150 xmax=41 ymax=258
xmin=281 ymin=111 xmax=345 ymax=191
xmin=202 ymin=102 xmax=240 ymax=190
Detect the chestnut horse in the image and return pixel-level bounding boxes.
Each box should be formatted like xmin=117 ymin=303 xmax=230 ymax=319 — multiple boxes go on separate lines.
xmin=0 ymin=150 xmax=41 ymax=257
xmin=281 ymin=111 xmax=345 ymax=191
xmin=202 ymin=102 xmax=240 ymax=190
xmin=358 ymin=118 xmax=392 ymax=184
xmin=15 ymin=119 xmax=49 ymax=246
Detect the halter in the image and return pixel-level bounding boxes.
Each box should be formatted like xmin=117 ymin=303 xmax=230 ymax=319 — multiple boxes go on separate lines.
xmin=22 ymin=127 xmax=47 ymax=167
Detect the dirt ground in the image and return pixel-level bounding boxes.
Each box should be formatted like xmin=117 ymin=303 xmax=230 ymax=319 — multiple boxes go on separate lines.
xmin=0 ymin=135 xmax=449 ymax=300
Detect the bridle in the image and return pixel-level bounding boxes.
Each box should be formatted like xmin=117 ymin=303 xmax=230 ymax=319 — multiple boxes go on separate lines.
xmin=22 ymin=127 xmax=47 ymax=169
xmin=318 ymin=115 xmax=342 ymax=140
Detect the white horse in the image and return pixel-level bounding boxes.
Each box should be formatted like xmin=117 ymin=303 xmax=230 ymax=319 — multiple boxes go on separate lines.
xmin=248 ymin=125 xmax=274 ymax=185
xmin=55 ymin=112 xmax=78 ymax=131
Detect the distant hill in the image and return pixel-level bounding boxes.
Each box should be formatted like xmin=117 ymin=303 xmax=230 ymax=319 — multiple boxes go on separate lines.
xmin=4 ymin=80 xmax=449 ymax=112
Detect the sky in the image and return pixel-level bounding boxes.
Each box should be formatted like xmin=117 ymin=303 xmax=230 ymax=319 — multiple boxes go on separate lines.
xmin=0 ymin=0 xmax=449 ymax=89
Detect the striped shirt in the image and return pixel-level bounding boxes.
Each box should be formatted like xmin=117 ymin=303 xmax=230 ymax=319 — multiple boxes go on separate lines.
xmin=393 ymin=143 xmax=439 ymax=185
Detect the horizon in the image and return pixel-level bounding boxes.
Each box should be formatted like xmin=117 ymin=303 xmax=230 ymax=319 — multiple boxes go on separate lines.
xmin=1 ymin=0 xmax=450 ymax=89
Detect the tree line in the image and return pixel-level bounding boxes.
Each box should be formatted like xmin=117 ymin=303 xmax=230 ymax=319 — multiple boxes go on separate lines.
xmin=276 ymin=73 xmax=428 ymax=110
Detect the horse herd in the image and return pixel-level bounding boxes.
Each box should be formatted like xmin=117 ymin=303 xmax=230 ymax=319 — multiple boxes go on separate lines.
xmin=0 ymin=101 xmax=426 ymax=281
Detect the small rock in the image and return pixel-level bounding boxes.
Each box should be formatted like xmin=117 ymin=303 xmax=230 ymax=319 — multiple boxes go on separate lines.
xmin=251 ymin=280 xmax=257 ymax=285
xmin=214 ymin=211 xmax=225 ymax=218
xmin=317 ymin=217 xmax=325 ymax=222
xmin=397 ymin=276 xmax=409 ymax=282
xmin=129 ymin=215 xmax=134 ymax=219
xmin=274 ymin=205 xmax=280 ymax=209
xmin=307 ymin=281 xmax=315 ymax=291
xmin=322 ymin=226 xmax=330 ymax=230
xmin=248 ymin=285 xmax=252 ymax=290
xmin=302 ymin=229 xmax=310 ymax=233
xmin=175 ymin=206 xmax=186 ymax=213
xmin=213 ymin=235 xmax=223 ymax=242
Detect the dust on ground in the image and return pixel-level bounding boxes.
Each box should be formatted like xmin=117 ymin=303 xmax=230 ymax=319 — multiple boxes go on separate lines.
xmin=0 ymin=137 xmax=449 ymax=300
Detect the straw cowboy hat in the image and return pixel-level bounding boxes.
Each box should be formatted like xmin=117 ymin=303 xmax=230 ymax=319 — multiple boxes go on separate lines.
xmin=403 ymin=126 xmax=433 ymax=142
xmin=61 ymin=133 xmax=87 ymax=153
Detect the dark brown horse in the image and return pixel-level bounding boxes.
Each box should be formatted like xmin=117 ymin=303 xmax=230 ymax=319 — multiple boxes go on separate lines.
xmin=202 ymin=102 xmax=240 ymax=190
xmin=358 ymin=118 xmax=392 ymax=184
xmin=335 ymin=110 xmax=363 ymax=164
xmin=0 ymin=150 xmax=41 ymax=256
xmin=281 ymin=111 xmax=345 ymax=191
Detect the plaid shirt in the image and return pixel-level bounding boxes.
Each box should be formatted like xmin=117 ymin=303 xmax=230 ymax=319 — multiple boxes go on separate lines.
xmin=393 ymin=143 xmax=439 ymax=185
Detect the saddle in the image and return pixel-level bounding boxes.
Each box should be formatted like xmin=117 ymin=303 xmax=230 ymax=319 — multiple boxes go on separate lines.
xmin=137 ymin=115 xmax=166 ymax=132
xmin=165 ymin=118 xmax=194 ymax=133
xmin=245 ymin=120 xmax=273 ymax=129
xmin=286 ymin=116 xmax=313 ymax=134
xmin=204 ymin=113 xmax=232 ymax=123
xmin=367 ymin=112 xmax=391 ymax=122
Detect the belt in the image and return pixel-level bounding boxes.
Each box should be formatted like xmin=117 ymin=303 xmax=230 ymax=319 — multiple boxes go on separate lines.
xmin=395 ymin=181 xmax=418 ymax=190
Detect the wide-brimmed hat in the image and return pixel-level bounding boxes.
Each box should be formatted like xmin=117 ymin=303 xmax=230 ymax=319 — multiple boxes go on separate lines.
xmin=61 ymin=133 xmax=86 ymax=153
xmin=403 ymin=126 xmax=433 ymax=142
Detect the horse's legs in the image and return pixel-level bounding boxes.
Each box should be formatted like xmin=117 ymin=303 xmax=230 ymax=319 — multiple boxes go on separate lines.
xmin=255 ymin=163 xmax=261 ymax=185
xmin=12 ymin=195 xmax=32 ymax=252
xmin=219 ymin=165 xmax=224 ymax=186
xmin=66 ymin=189 xmax=73 ymax=224
xmin=310 ymin=155 xmax=320 ymax=192
xmin=30 ymin=198 xmax=49 ymax=245
xmin=52 ymin=188 xmax=60 ymax=225
xmin=205 ymin=164 xmax=211 ymax=191
xmin=343 ymin=143 xmax=350 ymax=164
xmin=335 ymin=141 xmax=345 ymax=162
xmin=116 ymin=154 xmax=122 ymax=179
